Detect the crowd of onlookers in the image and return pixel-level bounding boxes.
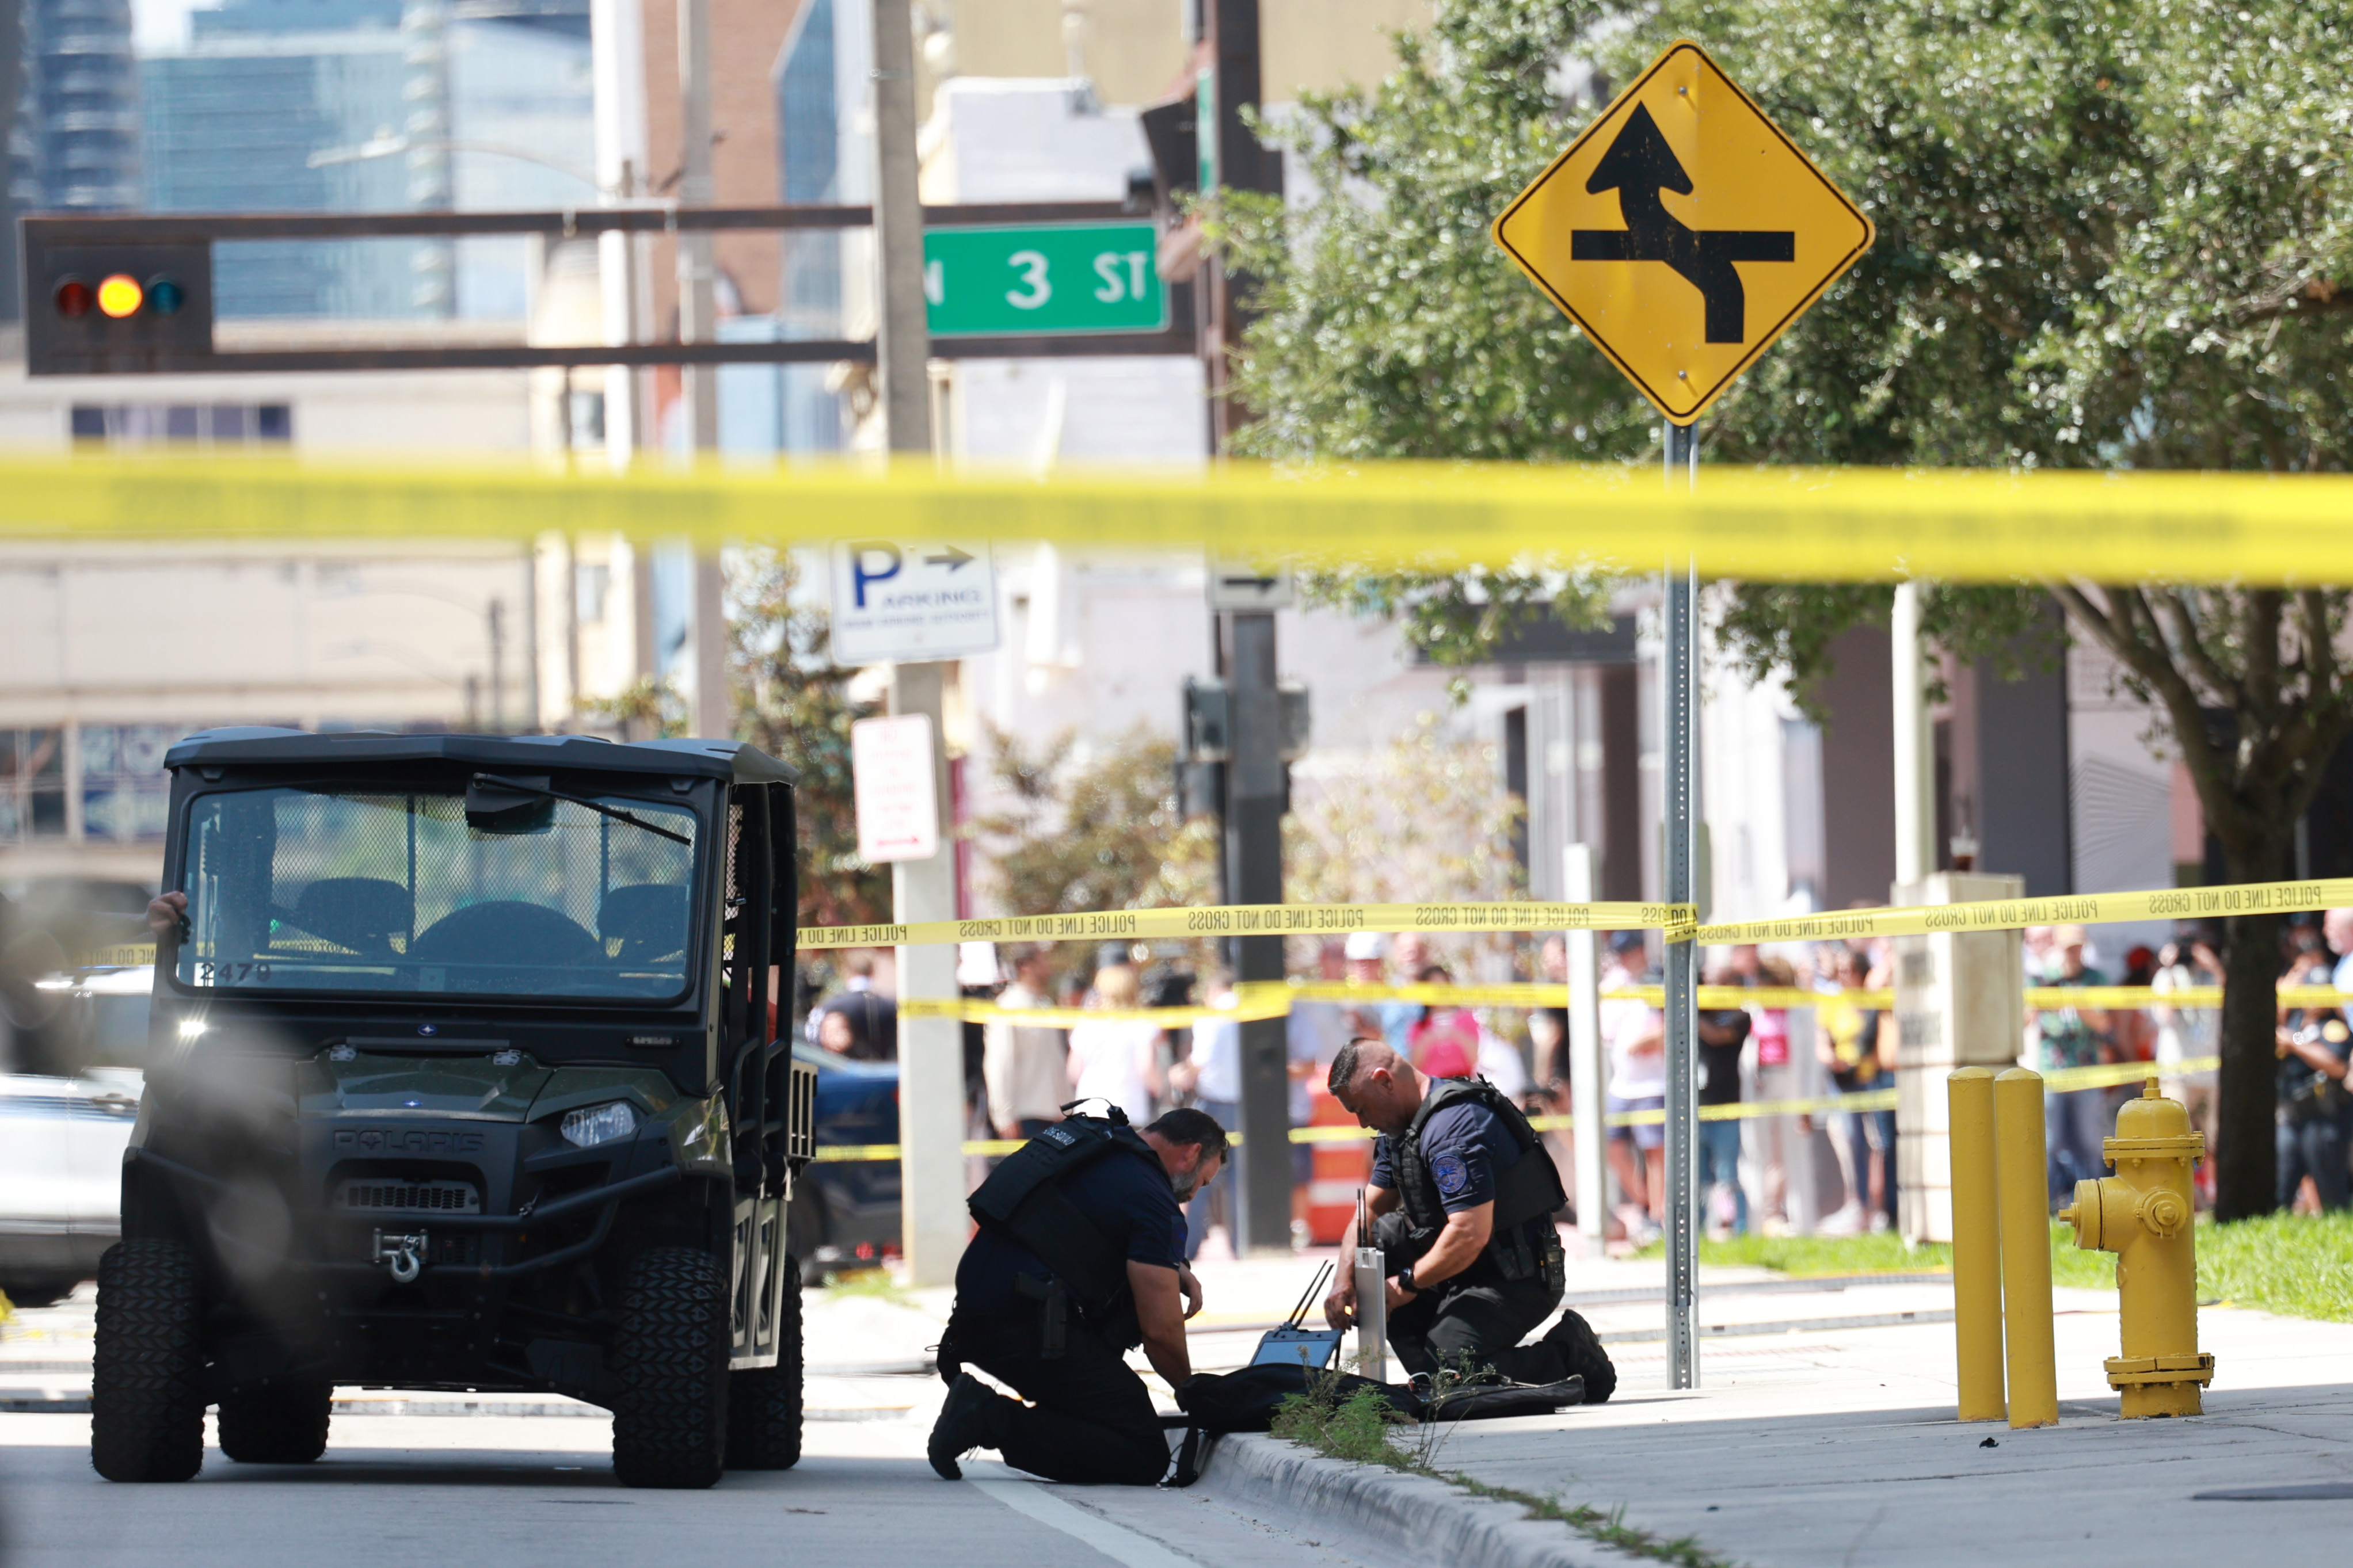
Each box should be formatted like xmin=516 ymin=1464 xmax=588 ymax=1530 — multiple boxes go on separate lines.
xmin=794 ymin=906 xmax=2353 ymax=1254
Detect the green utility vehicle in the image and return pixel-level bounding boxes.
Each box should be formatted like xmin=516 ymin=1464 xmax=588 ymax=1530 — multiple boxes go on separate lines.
xmin=93 ymin=730 xmax=814 ymax=1489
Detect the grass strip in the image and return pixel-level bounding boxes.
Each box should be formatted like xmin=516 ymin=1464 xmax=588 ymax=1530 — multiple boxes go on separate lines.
xmin=1270 ymin=1381 xmax=1739 ymax=1568
xmin=1650 ymin=1226 xmax=2115 ymax=1290
xmin=1646 ymin=1211 xmax=2353 ymax=1322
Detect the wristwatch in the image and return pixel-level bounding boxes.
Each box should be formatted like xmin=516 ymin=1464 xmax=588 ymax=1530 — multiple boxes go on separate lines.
xmin=1395 ymin=1266 xmax=1419 ymax=1296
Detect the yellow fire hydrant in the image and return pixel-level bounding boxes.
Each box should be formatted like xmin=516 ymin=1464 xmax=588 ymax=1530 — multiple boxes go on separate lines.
xmin=2057 ymin=1078 xmax=2216 ymax=1417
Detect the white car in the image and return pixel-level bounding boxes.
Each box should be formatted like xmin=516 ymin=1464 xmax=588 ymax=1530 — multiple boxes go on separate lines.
xmin=0 ymin=966 xmax=148 ymax=1307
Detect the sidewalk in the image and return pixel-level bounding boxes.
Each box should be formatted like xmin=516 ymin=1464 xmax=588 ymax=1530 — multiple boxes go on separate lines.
xmin=1204 ymin=1247 xmax=2353 ymax=1568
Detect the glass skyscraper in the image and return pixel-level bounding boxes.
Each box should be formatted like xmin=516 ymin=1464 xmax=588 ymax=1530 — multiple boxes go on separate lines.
xmin=135 ymin=0 xmax=591 ymax=319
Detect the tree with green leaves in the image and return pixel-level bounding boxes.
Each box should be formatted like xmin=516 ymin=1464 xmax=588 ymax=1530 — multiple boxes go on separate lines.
xmin=1223 ymin=0 xmax=2353 ymax=1218
xmin=726 ymin=548 xmax=890 ymax=932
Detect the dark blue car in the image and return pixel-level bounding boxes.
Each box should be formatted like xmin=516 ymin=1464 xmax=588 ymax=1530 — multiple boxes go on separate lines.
xmin=786 ymin=1041 xmax=903 ymax=1280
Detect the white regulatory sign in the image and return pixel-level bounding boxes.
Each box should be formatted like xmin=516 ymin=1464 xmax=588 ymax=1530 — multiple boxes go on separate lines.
xmin=830 ymin=538 xmax=1000 ymax=664
xmin=851 ymin=714 xmax=939 ymax=864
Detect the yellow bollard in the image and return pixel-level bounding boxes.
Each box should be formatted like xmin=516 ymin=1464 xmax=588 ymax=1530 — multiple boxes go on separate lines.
xmin=1993 ymin=1067 xmax=2057 ymax=1427
xmin=2058 ymin=1077 xmax=2215 ymax=1418
xmin=1948 ymin=1067 xmax=2006 ymax=1421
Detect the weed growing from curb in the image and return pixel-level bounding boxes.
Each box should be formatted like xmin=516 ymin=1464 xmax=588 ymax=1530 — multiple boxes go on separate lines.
xmin=1446 ymin=1473 xmax=1738 ymax=1568
xmin=1269 ymin=1372 xmax=1738 ymax=1568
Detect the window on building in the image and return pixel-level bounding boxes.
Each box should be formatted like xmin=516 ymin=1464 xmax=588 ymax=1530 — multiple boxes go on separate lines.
xmin=0 ymin=730 xmax=70 ymax=842
xmin=70 ymin=404 xmax=295 ymax=446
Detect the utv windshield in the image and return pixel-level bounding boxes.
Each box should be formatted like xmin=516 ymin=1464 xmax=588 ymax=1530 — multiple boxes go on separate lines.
xmin=174 ymin=784 xmax=702 ymax=1002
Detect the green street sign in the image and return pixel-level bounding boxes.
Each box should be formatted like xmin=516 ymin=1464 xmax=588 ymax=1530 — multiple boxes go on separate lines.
xmin=923 ymin=223 xmax=1167 ymax=338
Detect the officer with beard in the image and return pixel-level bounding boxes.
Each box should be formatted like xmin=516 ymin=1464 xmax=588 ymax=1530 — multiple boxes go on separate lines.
xmin=927 ymin=1105 xmax=1227 ymax=1483
xmin=1324 ymin=1040 xmax=1615 ymax=1397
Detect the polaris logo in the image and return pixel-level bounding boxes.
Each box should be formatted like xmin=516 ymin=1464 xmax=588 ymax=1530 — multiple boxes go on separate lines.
xmin=333 ymin=1128 xmax=486 ymax=1153
xmin=629 ymin=1036 xmax=673 ymax=1047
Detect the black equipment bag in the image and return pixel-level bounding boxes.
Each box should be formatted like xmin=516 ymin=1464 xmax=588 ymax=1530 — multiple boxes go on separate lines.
xmin=1161 ymin=1363 xmax=1585 ymax=1485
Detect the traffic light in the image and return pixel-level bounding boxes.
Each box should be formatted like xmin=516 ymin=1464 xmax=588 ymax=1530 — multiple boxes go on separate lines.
xmin=24 ymin=237 xmax=212 ymax=375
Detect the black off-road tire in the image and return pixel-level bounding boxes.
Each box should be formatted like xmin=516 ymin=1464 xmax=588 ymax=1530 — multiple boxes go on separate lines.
xmin=725 ymin=1256 xmax=803 ymax=1470
xmin=90 ymin=1241 xmax=205 ymax=1483
xmin=1547 ymin=1307 xmax=1617 ymax=1404
xmin=218 ymin=1378 xmax=332 ymax=1464
xmin=611 ymin=1247 xmax=730 ymax=1488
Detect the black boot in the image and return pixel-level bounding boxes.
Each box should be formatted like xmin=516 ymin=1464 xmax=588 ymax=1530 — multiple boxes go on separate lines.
xmin=1541 ymin=1308 xmax=1617 ymax=1403
xmin=927 ymin=1373 xmax=1002 ymax=1479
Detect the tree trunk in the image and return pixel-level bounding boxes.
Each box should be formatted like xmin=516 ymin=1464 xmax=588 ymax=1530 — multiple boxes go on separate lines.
xmin=2214 ymin=907 xmax=2283 ymax=1221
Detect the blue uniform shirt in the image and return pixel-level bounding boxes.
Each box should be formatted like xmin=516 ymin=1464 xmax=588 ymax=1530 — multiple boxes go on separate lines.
xmin=956 ymin=1139 xmax=1187 ymax=1319
xmin=1370 ymin=1089 xmax=1553 ymax=1252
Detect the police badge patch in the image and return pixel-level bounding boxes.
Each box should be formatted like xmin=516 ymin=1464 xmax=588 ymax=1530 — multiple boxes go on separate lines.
xmin=1431 ymin=1153 xmax=1469 ymax=1196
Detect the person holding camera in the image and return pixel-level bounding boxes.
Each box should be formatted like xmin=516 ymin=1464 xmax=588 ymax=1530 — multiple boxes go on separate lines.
xmin=2278 ymin=948 xmax=2352 ymax=1212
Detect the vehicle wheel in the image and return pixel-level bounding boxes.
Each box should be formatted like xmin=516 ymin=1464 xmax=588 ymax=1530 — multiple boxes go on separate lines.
xmin=785 ymin=1188 xmax=828 ymax=1286
xmin=610 ymin=1246 xmax=729 ymax=1489
xmin=1 ymin=1280 xmax=74 ymax=1310
xmin=1544 ymin=1307 xmax=1617 ymax=1404
xmin=725 ymin=1255 xmax=802 ymax=1470
xmin=90 ymin=1241 xmax=205 ymax=1482
xmin=218 ymin=1378 xmax=332 ymax=1463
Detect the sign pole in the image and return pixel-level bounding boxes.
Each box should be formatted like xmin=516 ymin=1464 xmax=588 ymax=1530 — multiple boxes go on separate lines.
xmin=1662 ymin=418 xmax=1700 ymax=1389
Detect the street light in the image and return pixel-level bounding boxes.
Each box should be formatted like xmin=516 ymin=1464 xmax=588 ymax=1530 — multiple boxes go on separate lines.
xmin=307 ymin=135 xmax=610 ymax=196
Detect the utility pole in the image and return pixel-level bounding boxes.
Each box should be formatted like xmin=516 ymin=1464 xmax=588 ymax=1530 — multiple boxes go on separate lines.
xmin=1891 ymin=579 xmax=1935 ymax=885
xmin=1661 ymin=421 xmax=1700 ymax=1389
xmin=868 ymin=0 xmax=962 ymax=1288
xmin=1195 ymin=0 xmax=1277 ymax=451
xmin=1197 ymin=0 xmax=1289 ymax=1253
xmin=1217 ymin=609 xmax=1291 ymax=1253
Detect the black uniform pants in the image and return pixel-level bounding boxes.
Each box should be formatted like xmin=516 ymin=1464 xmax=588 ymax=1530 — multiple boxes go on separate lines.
xmin=2278 ymin=1113 xmax=2352 ymax=1211
xmin=953 ymin=1313 xmax=1169 ymax=1486
xmin=1387 ymin=1270 xmax=1566 ymax=1386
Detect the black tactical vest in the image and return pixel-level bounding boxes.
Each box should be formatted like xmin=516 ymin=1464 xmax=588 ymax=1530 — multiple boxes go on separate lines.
xmin=966 ymin=1113 xmax=1168 ymax=1339
xmin=1387 ymin=1077 xmax=1566 ymax=1281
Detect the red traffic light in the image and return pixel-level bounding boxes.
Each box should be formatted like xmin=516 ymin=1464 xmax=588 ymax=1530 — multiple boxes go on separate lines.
xmin=54 ymin=277 xmax=93 ymax=318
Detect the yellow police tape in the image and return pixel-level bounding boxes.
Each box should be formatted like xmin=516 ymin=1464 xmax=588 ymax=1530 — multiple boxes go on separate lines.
xmin=809 ymin=1056 xmax=2225 ymax=1162
xmin=889 ymin=979 xmax=2352 ymax=1028
xmin=802 ymin=899 xmax=1689 ymax=951
xmin=13 ymin=452 xmax=2353 ymax=586
xmin=816 ymin=876 xmax=2353 ymax=956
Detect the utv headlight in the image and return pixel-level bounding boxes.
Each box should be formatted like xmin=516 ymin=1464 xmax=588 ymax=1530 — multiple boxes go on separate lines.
xmin=561 ymin=1101 xmax=638 ymax=1149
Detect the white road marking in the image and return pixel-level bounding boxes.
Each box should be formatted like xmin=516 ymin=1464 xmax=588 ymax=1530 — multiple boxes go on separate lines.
xmin=965 ymin=1467 xmax=1201 ymax=1568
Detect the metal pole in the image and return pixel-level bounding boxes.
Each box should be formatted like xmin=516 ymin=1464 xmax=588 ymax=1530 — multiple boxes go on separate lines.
xmin=870 ymin=0 xmax=932 ymax=454
xmin=1662 ymin=418 xmax=1699 ymax=1388
xmin=1563 ymin=844 xmax=1608 ymax=1260
xmin=1221 ymin=607 xmax=1292 ymax=1254
xmin=1994 ymin=1066 xmax=2058 ymax=1426
xmin=1891 ymin=578 xmax=1934 ymax=886
xmin=871 ymin=0 xmax=959 ymax=1285
xmin=1948 ymin=1066 xmax=2006 ymax=1421
xmin=890 ymin=669 xmax=965 ymax=1287
xmin=676 ymin=0 xmax=730 ymax=742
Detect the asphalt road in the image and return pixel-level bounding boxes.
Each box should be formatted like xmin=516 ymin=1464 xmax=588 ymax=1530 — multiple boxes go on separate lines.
xmin=0 ymin=1410 xmax=1387 ymax=1568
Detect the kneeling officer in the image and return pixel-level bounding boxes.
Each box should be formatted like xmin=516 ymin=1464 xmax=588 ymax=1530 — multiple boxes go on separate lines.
xmin=1324 ymin=1040 xmax=1615 ymax=1397
xmin=928 ymin=1104 xmax=1227 ymax=1483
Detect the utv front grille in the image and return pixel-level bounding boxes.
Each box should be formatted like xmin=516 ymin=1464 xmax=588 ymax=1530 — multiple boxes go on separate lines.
xmin=335 ymin=1179 xmax=482 ymax=1215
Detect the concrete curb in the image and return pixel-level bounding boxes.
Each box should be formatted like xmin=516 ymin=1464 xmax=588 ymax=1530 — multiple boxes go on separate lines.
xmin=1195 ymin=1432 xmax=1614 ymax=1568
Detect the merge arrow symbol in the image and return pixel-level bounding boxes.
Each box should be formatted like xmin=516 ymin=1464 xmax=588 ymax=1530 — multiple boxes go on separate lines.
xmin=924 ymin=546 xmax=974 ymax=570
xmin=1568 ymin=102 xmax=1796 ymax=344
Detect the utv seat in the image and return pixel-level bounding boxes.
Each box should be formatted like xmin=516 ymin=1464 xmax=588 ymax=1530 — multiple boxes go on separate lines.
xmin=290 ymin=877 xmax=413 ymax=957
xmin=410 ymin=901 xmax=603 ymax=971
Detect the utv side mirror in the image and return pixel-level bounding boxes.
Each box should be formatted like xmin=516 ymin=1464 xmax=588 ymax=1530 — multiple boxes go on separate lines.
xmin=464 ymin=773 xmax=555 ymax=834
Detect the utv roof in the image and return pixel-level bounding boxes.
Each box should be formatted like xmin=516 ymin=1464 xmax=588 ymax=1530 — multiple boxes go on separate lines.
xmin=163 ymin=728 xmax=797 ymax=785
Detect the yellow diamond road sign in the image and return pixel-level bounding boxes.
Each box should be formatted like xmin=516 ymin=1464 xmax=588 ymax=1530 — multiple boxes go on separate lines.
xmin=1491 ymin=39 xmax=1873 ymax=424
